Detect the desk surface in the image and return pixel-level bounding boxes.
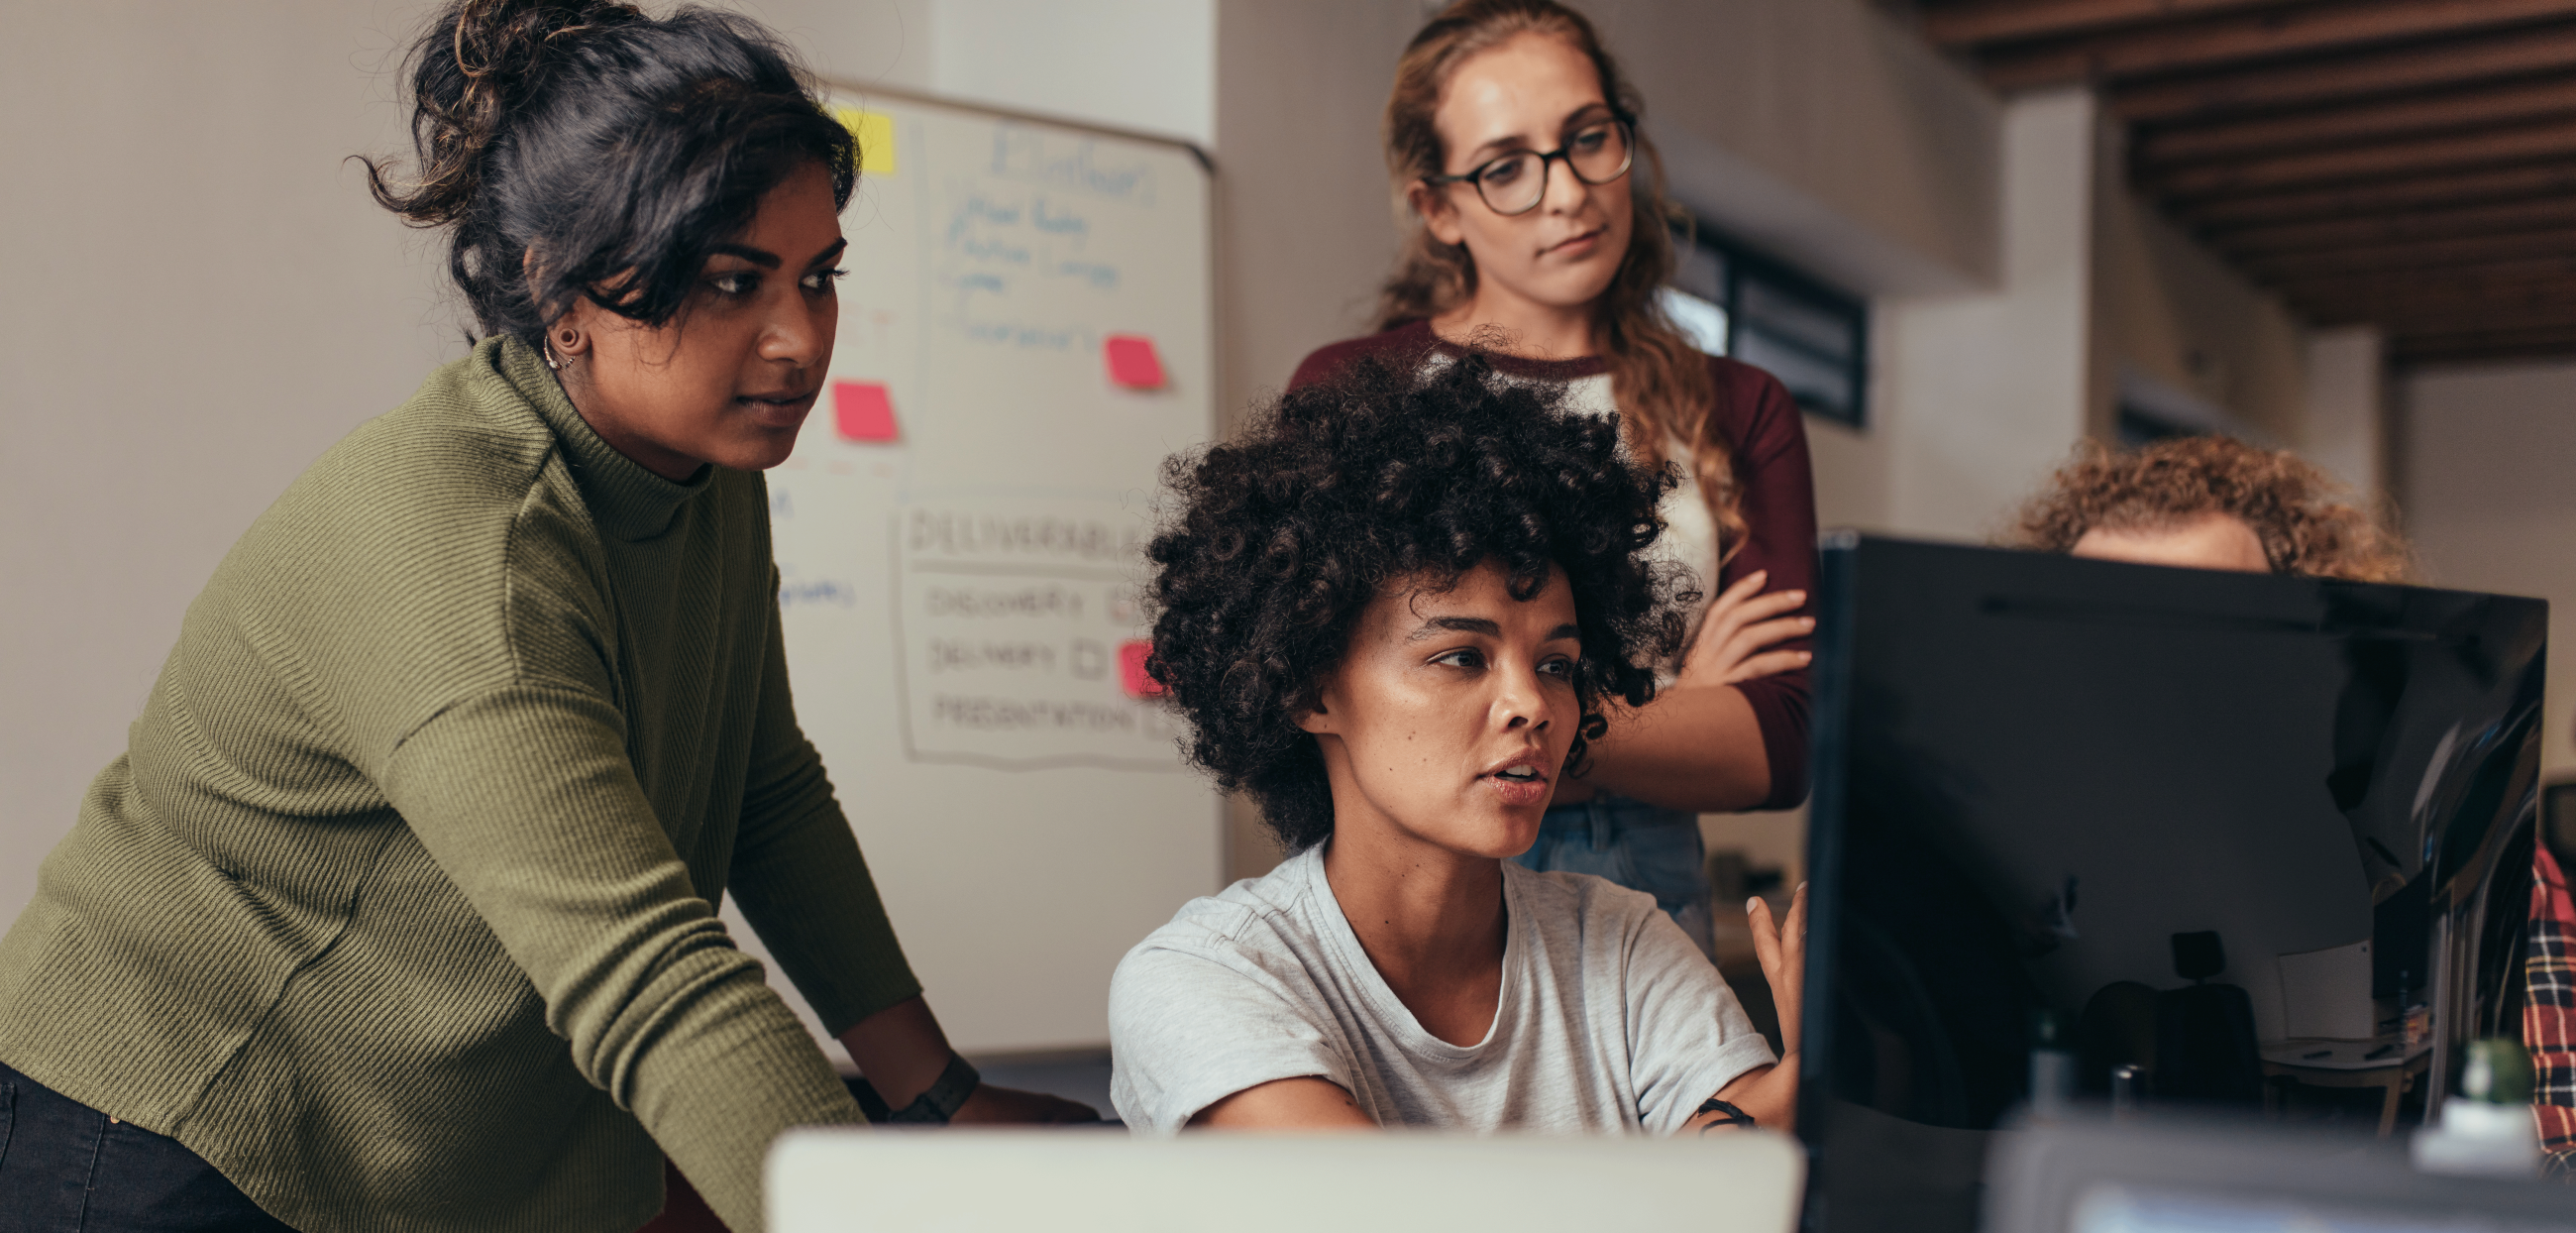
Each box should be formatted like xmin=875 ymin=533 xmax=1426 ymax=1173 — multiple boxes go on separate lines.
xmin=2261 ymin=1037 xmax=2433 ymax=1072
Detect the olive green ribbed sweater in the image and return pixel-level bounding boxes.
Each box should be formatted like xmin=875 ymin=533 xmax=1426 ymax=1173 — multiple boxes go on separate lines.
xmin=0 ymin=337 xmax=916 ymax=1233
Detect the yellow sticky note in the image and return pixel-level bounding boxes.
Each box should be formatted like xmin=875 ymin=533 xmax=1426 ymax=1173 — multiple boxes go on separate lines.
xmin=832 ymin=106 xmax=897 ymax=177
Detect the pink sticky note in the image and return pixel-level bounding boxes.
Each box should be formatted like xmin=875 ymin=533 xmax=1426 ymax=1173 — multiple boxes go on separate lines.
xmin=1104 ymin=334 xmax=1166 ymax=390
xmin=832 ymin=381 xmax=899 ymax=442
xmin=1118 ymin=639 xmax=1165 ymax=698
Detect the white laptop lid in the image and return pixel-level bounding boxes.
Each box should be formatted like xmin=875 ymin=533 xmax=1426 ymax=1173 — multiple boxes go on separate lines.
xmin=769 ymin=1129 xmax=1805 ymax=1232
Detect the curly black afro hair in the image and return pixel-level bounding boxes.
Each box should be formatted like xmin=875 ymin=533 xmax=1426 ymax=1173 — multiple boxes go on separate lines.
xmin=1143 ymin=350 xmax=1692 ymax=852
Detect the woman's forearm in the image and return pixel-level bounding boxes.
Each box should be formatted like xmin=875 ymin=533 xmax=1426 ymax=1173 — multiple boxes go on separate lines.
xmin=837 ymin=997 xmax=1103 ymax=1124
xmin=836 ymin=995 xmax=952 ymax=1108
xmin=1570 ymin=685 xmax=1771 ymax=812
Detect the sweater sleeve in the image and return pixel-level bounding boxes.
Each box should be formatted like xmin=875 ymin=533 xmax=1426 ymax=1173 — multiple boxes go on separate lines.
xmin=379 ymin=683 xmax=864 ymax=1233
xmin=1712 ymin=360 xmax=1819 ymax=810
xmin=727 ymin=591 xmax=923 ymax=1036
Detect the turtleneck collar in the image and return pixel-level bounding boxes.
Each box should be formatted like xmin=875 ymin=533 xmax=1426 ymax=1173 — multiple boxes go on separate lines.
xmin=486 ymin=335 xmax=714 ymax=543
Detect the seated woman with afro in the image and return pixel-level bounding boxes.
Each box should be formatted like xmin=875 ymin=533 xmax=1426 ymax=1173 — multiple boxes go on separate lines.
xmin=1108 ymin=352 xmax=1804 ymax=1134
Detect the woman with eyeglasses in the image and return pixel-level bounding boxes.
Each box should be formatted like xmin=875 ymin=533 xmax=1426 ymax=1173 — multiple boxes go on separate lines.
xmin=1289 ymin=0 xmax=1820 ymax=959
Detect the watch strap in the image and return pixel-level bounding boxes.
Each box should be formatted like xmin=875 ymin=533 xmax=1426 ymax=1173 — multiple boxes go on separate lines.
xmin=886 ymin=1052 xmax=981 ymax=1125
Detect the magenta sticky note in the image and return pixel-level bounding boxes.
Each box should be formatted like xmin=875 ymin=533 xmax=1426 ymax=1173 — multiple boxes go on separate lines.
xmin=1118 ymin=639 xmax=1165 ymax=698
xmin=1104 ymin=334 xmax=1166 ymax=390
xmin=832 ymin=381 xmax=899 ymax=442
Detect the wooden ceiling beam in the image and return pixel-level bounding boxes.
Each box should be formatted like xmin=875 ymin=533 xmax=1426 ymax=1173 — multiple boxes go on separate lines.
xmin=2288 ymin=282 xmax=2576 ymax=313
xmin=2296 ymin=303 xmax=2576 ymax=330
xmin=2109 ymin=21 xmax=2576 ymax=123
xmin=2383 ymin=325 xmax=2576 ymax=351
xmin=2145 ymin=118 xmax=2576 ymax=198
xmin=2291 ymin=291 xmax=2576 ymax=321
xmin=1922 ymin=0 xmax=2300 ymax=48
xmin=2137 ymin=74 xmax=2576 ymax=165
xmin=2214 ymin=196 xmax=2576 ymax=256
xmin=2246 ymin=227 xmax=2576 ymax=279
xmin=2393 ymin=312 xmax=2576 ymax=334
xmin=2279 ymin=264 xmax=2576 ymax=300
xmin=1977 ymin=0 xmax=2576 ymax=92
xmin=2392 ymin=328 xmax=2576 ymax=363
xmin=2390 ymin=320 xmax=2576 ymax=345
xmin=2178 ymin=161 xmax=2576 ymax=228
xmin=2302 ymin=293 xmax=2576 ymax=321
xmin=2348 ymin=286 xmax=2576 ymax=311
xmin=2278 ymin=274 xmax=2576 ymax=320
xmin=2397 ymin=348 xmax=2576 ymax=368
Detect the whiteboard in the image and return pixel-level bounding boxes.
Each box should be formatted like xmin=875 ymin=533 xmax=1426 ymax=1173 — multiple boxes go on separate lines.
xmin=717 ymin=86 xmax=1219 ymax=1055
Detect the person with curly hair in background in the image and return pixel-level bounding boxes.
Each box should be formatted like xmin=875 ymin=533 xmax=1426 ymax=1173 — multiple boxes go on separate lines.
xmin=2008 ymin=434 xmax=2412 ymax=583
xmin=1108 ymin=354 xmax=1805 ymax=1137
xmin=2010 ymin=434 xmax=2576 ymax=1177
xmin=0 ymin=5 xmax=1087 ymax=1232
xmin=1287 ymin=0 xmax=1822 ymax=958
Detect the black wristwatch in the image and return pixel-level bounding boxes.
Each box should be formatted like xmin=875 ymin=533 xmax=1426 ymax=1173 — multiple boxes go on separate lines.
xmin=848 ymin=1052 xmax=982 ymax=1125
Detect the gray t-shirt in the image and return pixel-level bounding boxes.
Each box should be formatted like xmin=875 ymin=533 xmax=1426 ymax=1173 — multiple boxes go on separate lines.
xmin=1109 ymin=843 xmax=1776 ymax=1135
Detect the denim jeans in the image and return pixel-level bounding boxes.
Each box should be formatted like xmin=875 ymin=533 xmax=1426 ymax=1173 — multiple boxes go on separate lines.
xmin=1513 ymin=793 xmax=1716 ymax=959
xmin=0 ymin=1062 xmax=294 ymax=1232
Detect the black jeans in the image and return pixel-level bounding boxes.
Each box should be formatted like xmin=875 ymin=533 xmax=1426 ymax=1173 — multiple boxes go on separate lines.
xmin=0 ymin=1063 xmax=294 ymax=1232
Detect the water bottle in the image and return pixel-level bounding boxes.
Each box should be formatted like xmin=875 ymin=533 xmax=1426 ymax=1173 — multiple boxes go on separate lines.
xmin=2410 ymin=1038 xmax=2539 ymax=1178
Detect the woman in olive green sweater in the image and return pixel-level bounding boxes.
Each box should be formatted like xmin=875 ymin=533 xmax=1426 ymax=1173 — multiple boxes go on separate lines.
xmin=0 ymin=4 xmax=1085 ymax=1231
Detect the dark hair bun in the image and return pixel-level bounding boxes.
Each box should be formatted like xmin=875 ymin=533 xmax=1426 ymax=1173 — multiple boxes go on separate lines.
xmin=362 ymin=1 xmax=855 ymax=346
xmin=372 ymin=1 xmax=647 ymax=229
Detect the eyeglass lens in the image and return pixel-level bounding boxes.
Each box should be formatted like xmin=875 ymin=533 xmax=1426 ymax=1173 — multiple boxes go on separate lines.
xmin=1472 ymin=123 xmax=1631 ymax=215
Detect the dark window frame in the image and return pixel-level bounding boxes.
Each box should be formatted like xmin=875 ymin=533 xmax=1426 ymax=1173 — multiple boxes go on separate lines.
xmin=1676 ymin=220 xmax=1872 ymax=430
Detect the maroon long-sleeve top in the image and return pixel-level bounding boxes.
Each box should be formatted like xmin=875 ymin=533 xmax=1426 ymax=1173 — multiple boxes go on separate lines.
xmin=1289 ymin=320 xmax=1818 ymax=810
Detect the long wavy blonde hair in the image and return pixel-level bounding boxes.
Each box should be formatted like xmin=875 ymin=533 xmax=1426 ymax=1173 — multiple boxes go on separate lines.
xmin=1378 ymin=0 xmax=1744 ymax=556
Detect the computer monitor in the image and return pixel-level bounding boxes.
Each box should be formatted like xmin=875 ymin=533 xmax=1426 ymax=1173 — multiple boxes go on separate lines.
xmin=1797 ymin=535 xmax=2547 ymax=1233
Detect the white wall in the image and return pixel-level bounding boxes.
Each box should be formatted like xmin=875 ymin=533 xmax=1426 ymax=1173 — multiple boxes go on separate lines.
xmin=1213 ymin=0 xmax=1418 ymax=427
xmin=2399 ymin=361 xmax=2576 ymax=780
xmin=0 ymin=1 xmax=456 ymax=924
xmin=2305 ymin=327 xmax=2387 ymax=502
xmin=1865 ymin=88 xmax=2098 ymax=540
xmin=1590 ymin=0 xmax=2001 ymax=297
xmin=723 ymin=0 xmax=1219 ymax=153
xmin=933 ymin=0 xmax=1214 ymax=147
xmin=718 ymin=0 xmax=935 ymax=92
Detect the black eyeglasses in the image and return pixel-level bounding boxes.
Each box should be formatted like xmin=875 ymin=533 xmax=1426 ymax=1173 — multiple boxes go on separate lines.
xmin=1423 ymin=119 xmax=1635 ymax=216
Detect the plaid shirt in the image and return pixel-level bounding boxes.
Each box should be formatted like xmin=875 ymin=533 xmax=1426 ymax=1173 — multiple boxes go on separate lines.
xmin=2530 ymin=843 xmax=2574 ymax=1177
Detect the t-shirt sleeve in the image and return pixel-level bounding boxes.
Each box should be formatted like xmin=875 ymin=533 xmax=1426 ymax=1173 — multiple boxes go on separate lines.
xmin=1108 ymin=918 xmax=1364 ymax=1135
xmin=1623 ymin=904 xmax=1777 ymax=1135
xmin=1712 ymin=359 xmax=1819 ymax=810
